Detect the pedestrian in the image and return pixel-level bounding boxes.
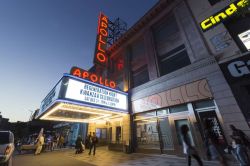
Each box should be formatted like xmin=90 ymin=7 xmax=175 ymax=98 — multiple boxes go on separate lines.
xmin=47 ymin=135 xmax=53 ymax=151
xmin=85 ymin=132 xmax=92 ymax=149
xmin=203 ymin=119 xmax=228 ymax=166
xmin=75 ymin=136 xmax=84 ymax=154
xmin=180 ymin=124 xmax=203 ymax=166
xmin=59 ymin=135 xmax=65 ymax=149
xmin=35 ymin=134 xmax=44 ymax=155
xmin=52 ymin=135 xmax=58 ymax=150
xmin=226 ymin=138 xmax=249 ymax=166
xmin=230 ymin=124 xmax=250 ymax=150
xmin=88 ymin=132 xmax=98 ymax=155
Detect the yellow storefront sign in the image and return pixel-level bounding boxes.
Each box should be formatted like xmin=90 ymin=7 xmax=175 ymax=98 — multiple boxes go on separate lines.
xmin=200 ymin=0 xmax=249 ymax=32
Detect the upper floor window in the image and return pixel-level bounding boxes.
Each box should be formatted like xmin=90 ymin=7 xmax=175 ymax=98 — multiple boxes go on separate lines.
xmin=130 ymin=39 xmax=145 ymax=62
xmin=115 ymin=75 xmax=124 ymax=91
xmin=208 ymin=0 xmax=221 ymax=6
xmin=224 ymin=15 xmax=250 ymax=53
xmin=153 ymin=14 xmax=191 ymax=76
xmin=131 ymin=65 xmax=149 ymax=88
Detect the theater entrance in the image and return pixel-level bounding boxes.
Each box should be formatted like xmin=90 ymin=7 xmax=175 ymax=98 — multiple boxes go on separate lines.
xmin=36 ymin=74 xmax=129 ymax=152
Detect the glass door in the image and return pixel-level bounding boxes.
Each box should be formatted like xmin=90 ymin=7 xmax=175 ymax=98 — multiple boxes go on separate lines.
xmin=170 ymin=115 xmax=196 ymax=156
xmin=158 ymin=117 xmax=174 ymax=150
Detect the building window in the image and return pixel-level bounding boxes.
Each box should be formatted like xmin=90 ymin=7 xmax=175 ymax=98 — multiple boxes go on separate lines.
xmin=131 ymin=65 xmax=149 ymax=88
xmin=130 ymin=39 xmax=145 ymax=62
xmin=158 ymin=44 xmax=190 ymax=75
xmin=169 ymin=104 xmax=188 ymax=114
xmin=153 ymin=14 xmax=191 ymax=76
xmin=224 ymin=14 xmax=250 ymax=53
xmin=208 ymin=0 xmax=221 ymax=6
xmin=135 ymin=111 xmax=159 ymax=149
xmin=115 ymin=76 xmax=124 ymax=91
xmin=193 ymin=100 xmax=215 ymax=109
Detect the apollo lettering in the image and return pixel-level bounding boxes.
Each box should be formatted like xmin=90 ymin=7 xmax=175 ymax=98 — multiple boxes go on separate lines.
xmin=94 ymin=13 xmax=109 ymax=65
xmin=228 ymin=60 xmax=250 ymax=77
xmin=70 ymin=66 xmax=117 ymax=89
xmin=200 ymin=0 xmax=249 ymax=31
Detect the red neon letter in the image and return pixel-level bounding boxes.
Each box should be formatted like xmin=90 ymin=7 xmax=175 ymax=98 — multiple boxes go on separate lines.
xmin=101 ymin=16 xmax=108 ymax=23
xmin=99 ymin=76 xmax=104 ymax=85
xmin=101 ymin=22 xmax=108 ymax=28
xmin=90 ymin=74 xmax=98 ymax=82
xmin=82 ymin=71 xmax=89 ymax=79
xmin=73 ymin=69 xmax=81 ymax=77
xmin=99 ymin=35 xmax=106 ymax=44
xmin=98 ymin=43 xmax=105 ymax=53
xmin=105 ymin=79 xmax=110 ymax=87
xmin=110 ymin=81 xmax=116 ymax=89
xmin=100 ymin=28 xmax=108 ymax=37
xmin=96 ymin=52 xmax=106 ymax=62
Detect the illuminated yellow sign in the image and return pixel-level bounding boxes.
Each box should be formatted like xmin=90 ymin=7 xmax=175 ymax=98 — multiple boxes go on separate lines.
xmin=200 ymin=0 xmax=249 ymax=32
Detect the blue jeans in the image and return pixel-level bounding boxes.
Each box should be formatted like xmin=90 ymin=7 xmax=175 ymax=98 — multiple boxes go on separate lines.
xmin=232 ymin=145 xmax=249 ymax=166
xmin=89 ymin=143 xmax=96 ymax=155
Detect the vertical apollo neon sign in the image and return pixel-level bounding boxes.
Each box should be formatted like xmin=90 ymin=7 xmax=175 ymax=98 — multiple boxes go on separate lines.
xmin=93 ymin=13 xmax=109 ymax=66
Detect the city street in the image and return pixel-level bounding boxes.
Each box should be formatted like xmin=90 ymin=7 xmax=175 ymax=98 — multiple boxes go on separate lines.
xmin=13 ymin=146 xmax=239 ymax=166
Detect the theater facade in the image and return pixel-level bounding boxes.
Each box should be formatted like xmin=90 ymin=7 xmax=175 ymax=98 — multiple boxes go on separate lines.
xmin=37 ymin=0 xmax=250 ymax=157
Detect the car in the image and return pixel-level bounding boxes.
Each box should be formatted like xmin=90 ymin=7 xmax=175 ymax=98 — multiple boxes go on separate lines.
xmin=0 ymin=131 xmax=15 ymax=166
xmin=17 ymin=144 xmax=37 ymax=154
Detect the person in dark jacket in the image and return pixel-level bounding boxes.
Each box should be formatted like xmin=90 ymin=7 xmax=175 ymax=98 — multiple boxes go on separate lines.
xmin=75 ymin=136 xmax=83 ymax=154
xmin=181 ymin=124 xmax=203 ymax=166
xmin=88 ymin=132 xmax=98 ymax=155
xmin=85 ymin=132 xmax=92 ymax=149
xmin=230 ymin=124 xmax=250 ymax=149
xmin=227 ymin=138 xmax=249 ymax=166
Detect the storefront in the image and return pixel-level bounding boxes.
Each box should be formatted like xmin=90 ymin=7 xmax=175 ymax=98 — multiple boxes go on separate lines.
xmin=220 ymin=52 xmax=250 ymax=126
xmin=134 ymin=100 xmax=227 ymax=156
xmin=36 ymin=74 xmax=129 ymax=150
xmin=131 ymin=78 xmax=227 ymax=156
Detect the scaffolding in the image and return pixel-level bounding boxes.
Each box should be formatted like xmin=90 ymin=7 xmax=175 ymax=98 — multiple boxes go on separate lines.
xmin=107 ymin=18 xmax=128 ymax=47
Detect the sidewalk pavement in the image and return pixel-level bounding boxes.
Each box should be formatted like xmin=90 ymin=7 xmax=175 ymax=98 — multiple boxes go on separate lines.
xmin=67 ymin=146 xmax=239 ymax=166
xmin=14 ymin=146 xmax=240 ymax=166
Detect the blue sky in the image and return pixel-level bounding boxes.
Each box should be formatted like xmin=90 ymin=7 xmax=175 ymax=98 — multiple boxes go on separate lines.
xmin=0 ymin=0 xmax=157 ymax=122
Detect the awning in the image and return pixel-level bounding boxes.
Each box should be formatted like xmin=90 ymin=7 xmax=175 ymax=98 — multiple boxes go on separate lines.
xmin=36 ymin=74 xmax=128 ymax=123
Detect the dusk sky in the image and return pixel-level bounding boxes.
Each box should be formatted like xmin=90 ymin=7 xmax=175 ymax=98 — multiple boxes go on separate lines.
xmin=0 ymin=0 xmax=158 ymax=122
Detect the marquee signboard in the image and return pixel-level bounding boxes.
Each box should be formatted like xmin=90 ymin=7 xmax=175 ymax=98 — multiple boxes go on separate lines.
xmin=65 ymin=78 xmax=127 ymax=110
xmin=36 ymin=74 xmax=128 ymax=119
xmin=200 ymin=0 xmax=249 ymax=32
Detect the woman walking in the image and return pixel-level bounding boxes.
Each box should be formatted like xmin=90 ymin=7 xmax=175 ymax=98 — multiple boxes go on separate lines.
xmin=181 ymin=124 xmax=203 ymax=166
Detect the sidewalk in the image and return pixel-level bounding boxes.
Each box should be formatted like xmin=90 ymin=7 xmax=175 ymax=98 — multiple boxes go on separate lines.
xmin=66 ymin=146 xmax=240 ymax=166
xmin=14 ymin=146 xmax=240 ymax=166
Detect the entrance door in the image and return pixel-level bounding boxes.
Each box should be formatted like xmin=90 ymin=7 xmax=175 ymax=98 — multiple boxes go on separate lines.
xmin=96 ymin=128 xmax=107 ymax=145
xmin=108 ymin=127 xmax=112 ymax=143
xmin=158 ymin=117 xmax=174 ymax=151
xmin=170 ymin=115 xmax=196 ymax=156
xmin=195 ymin=110 xmax=227 ymax=149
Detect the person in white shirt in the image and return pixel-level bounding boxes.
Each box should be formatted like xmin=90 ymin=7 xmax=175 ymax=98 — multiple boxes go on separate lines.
xmin=35 ymin=134 xmax=44 ymax=155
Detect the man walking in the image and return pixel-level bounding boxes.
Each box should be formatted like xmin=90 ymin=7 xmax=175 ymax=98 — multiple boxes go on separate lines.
xmin=88 ymin=132 xmax=98 ymax=155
